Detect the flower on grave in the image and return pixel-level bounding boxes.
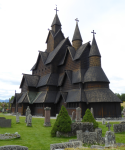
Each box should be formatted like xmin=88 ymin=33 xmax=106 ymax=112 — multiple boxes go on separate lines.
xmin=15 ymin=132 xmax=18 ymax=134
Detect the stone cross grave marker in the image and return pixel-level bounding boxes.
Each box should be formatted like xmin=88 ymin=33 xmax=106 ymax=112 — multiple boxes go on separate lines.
xmin=102 ymin=118 xmax=106 ymax=125
xmin=71 ymin=111 xmax=76 ymax=122
xmin=91 ymin=107 xmax=94 ymax=118
xmin=76 ymin=107 xmax=81 ymax=122
xmin=16 ymin=112 xmax=20 ymax=123
xmin=26 ymin=114 xmax=32 ymax=127
xmin=106 ymin=122 xmax=111 ymax=131
xmin=25 ymin=106 xmax=31 ymax=123
xmin=105 ymin=131 xmax=116 ymax=148
xmin=44 ymin=107 xmax=51 ymax=127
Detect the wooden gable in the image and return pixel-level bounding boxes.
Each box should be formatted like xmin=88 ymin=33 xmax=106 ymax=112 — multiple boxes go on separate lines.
xmin=20 ymin=77 xmax=28 ymax=93
xmin=46 ymin=33 xmax=54 ymax=53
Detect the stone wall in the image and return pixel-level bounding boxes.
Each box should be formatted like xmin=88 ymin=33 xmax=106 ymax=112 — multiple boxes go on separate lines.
xmin=50 ymin=141 xmax=82 ymax=150
xmin=113 ymin=122 xmax=125 ymax=133
xmin=0 ymin=145 xmax=28 ymax=150
xmin=70 ymin=128 xmax=105 ymax=145
xmin=56 ymin=122 xmax=94 ymax=137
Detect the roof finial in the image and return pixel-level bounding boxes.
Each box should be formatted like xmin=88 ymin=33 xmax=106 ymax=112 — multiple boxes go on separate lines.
xmin=75 ymin=18 xmax=79 ymax=24
xmin=91 ymin=30 xmax=96 ymax=37
xmin=54 ymin=5 xmax=59 ymax=14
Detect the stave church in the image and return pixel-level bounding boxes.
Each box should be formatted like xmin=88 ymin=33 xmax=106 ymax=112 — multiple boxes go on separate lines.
xmin=11 ymin=7 xmax=122 ymax=118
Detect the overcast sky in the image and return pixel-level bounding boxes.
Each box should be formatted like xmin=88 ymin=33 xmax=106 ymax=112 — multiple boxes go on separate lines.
xmin=0 ymin=0 xmax=125 ymax=100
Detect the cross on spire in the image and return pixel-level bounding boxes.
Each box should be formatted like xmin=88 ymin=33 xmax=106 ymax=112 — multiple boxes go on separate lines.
xmin=54 ymin=5 xmax=59 ymax=14
xmin=91 ymin=30 xmax=96 ymax=36
xmin=75 ymin=18 xmax=79 ymax=23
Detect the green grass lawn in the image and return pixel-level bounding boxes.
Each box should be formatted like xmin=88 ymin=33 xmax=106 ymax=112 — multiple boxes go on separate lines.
xmin=0 ymin=113 xmax=125 ymax=150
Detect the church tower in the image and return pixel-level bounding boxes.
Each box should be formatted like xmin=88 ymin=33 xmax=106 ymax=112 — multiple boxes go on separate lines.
xmin=46 ymin=7 xmax=65 ymax=53
xmin=72 ymin=19 xmax=83 ymax=50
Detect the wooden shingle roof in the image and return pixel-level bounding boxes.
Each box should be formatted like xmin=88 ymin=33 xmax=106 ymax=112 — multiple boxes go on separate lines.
xmin=84 ymin=88 xmax=122 ymax=103
xmin=84 ymin=66 xmax=109 ymax=83
xmin=72 ymin=22 xmax=82 ymax=42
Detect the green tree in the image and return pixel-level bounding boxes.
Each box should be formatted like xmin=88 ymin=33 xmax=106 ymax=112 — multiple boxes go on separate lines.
xmin=82 ymin=108 xmax=98 ymax=129
xmin=51 ymin=105 xmax=72 ymax=137
xmin=121 ymin=93 xmax=125 ymax=102
xmin=115 ymin=93 xmax=122 ymax=100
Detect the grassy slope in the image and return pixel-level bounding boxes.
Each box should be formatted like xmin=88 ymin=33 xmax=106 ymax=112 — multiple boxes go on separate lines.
xmin=0 ymin=113 xmax=125 ymax=150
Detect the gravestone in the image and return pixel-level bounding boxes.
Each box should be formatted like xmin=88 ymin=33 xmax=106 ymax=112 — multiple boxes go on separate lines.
xmin=56 ymin=114 xmax=58 ymax=119
xmin=106 ymin=122 xmax=111 ymax=131
xmin=105 ymin=131 xmax=116 ymax=148
xmin=102 ymin=118 xmax=106 ymax=125
xmin=122 ymin=107 xmax=125 ymax=120
xmin=44 ymin=107 xmax=51 ymax=126
xmin=0 ymin=118 xmax=11 ymax=128
xmin=76 ymin=107 xmax=81 ymax=122
xmin=71 ymin=111 xmax=76 ymax=122
xmin=16 ymin=112 xmax=20 ymax=123
xmin=91 ymin=107 xmax=94 ymax=118
xmin=25 ymin=106 xmax=31 ymax=123
xmin=26 ymin=114 xmax=32 ymax=127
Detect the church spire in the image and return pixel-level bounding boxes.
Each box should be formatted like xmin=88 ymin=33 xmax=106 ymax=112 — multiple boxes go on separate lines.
xmin=89 ymin=30 xmax=101 ymax=67
xmin=89 ymin=30 xmax=101 ymax=57
xmin=72 ymin=18 xmax=82 ymax=50
xmin=51 ymin=6 xmax=61 ymax=33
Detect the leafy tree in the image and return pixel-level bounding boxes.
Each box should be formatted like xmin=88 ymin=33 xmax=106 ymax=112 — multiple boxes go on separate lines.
xmin=82 ymin=108 xmax=98 ymax=129
xmin=51 ymin=105 xmax=72 ymax=137
xmin=121 ymin=94 xmax=125 ymax=102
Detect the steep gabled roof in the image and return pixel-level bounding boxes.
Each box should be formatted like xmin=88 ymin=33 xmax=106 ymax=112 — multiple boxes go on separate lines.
xmin=45 ymin=38 xmax=71 ymax=64
xmin=37 ymin=73 xmax=51 ymax=88
xmin=72 ymin=23 xmax=82 ymax=42
xmin=72 ymin=69 xmax=86 ymax=84
xmin=33 ymin=92 xmax=47 ymax=103
xmin=37 ymin=73 xmax=58 ymax=88
xmin=84 ymin=66 xmax=110 ymax=83
xmin=84 ymin=88 xmax=122 ymax=103
xmin=20 ymin=74 xmax=40 ymax=88
xmin=54 ymin=91 xmax=68 ymax=104
xmin=39 ymin=51 xmax=49 ymax=64
xmin=11 ymin=93 xmax=22 ymax=103
xmin=31 ymin=51 xmax=49 ymax=71
xmin=58 ymin=49 xmax=68 ymax=66
xmin=18 ymin=92 xmax=27 ymax=103
xmin=74 ymin=42 xmax=90 ymax=60
xmin=46 ymin=29 xmax=65 ymax=43
xmin=65 ymin=70 xmax=72 ymax=83
xmin=89 ymin=35 xmax=101 ymax=57
xmin=51 ymin=13 xmax=61 ymax=27
xmin=68 ymin=46 xmax=76 ymax=60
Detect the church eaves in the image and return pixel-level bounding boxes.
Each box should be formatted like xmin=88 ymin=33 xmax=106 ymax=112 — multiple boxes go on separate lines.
xmin=89 ymin=31 xmax=101 ymax=57
xmin=51 ymin=13 xmax=61 ymax=27
xmin=72 ymin=22 xmax=82 ymax=42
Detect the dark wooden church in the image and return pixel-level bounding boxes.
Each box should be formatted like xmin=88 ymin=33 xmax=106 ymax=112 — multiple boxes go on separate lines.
xmin=11 ymin=8 xmax=122 ymax=118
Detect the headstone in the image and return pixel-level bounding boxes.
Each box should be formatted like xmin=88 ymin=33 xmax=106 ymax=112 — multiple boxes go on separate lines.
xmin=25 ymin=106 xmax=31 ymax=123
xmin=44 ymin=107 xmax=51 ymax=126
xmin=56 ymin=114 xmax=58 ymax=119
xmin=122 ymin=107 xmax=125 ymax=120
xmin=91 ymin=107 xmax=94 ymax=118
xmin=0 ymin=118 xmax=11 ymax=128
xmin=106 ymin=122 xmax=111 ymax=131
xmin=16 ymin=112 xmax=20 ymax=123
xmin=26 ymin=114 xmax=32 ymax=127
xmin=71 ymin=111 xmax=76 ymax=121
xmin=104 ymin=131 xmax=116 ymax=148
xmin=76 ymin=107 xmax=81 ymax=122
xmin=102 ymin=118 xmax=106 ymax=125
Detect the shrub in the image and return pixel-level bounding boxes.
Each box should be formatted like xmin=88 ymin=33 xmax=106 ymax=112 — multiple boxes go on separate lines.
xmin=121 ymin=106 xmax=124 ymax=111
xmin=82 ymin=108 xmax=98 ymax=129
xmin=51 ymin=105 xmax=72 ymax=137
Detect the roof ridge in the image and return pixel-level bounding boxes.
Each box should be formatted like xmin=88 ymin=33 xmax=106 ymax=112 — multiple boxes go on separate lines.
xmin=72 ymin=22 xmax=82 ymax=42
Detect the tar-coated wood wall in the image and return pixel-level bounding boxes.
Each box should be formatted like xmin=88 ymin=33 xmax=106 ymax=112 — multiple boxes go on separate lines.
xmin=61 ymin=75 xmax=79 ymax=91
xmin=89 ymin=56 xmax=101 ymax=67
xmin=33 ymin=55 xmax=52 ymax=77
xmin=84 ymin=82 xmax=109 ymax=89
